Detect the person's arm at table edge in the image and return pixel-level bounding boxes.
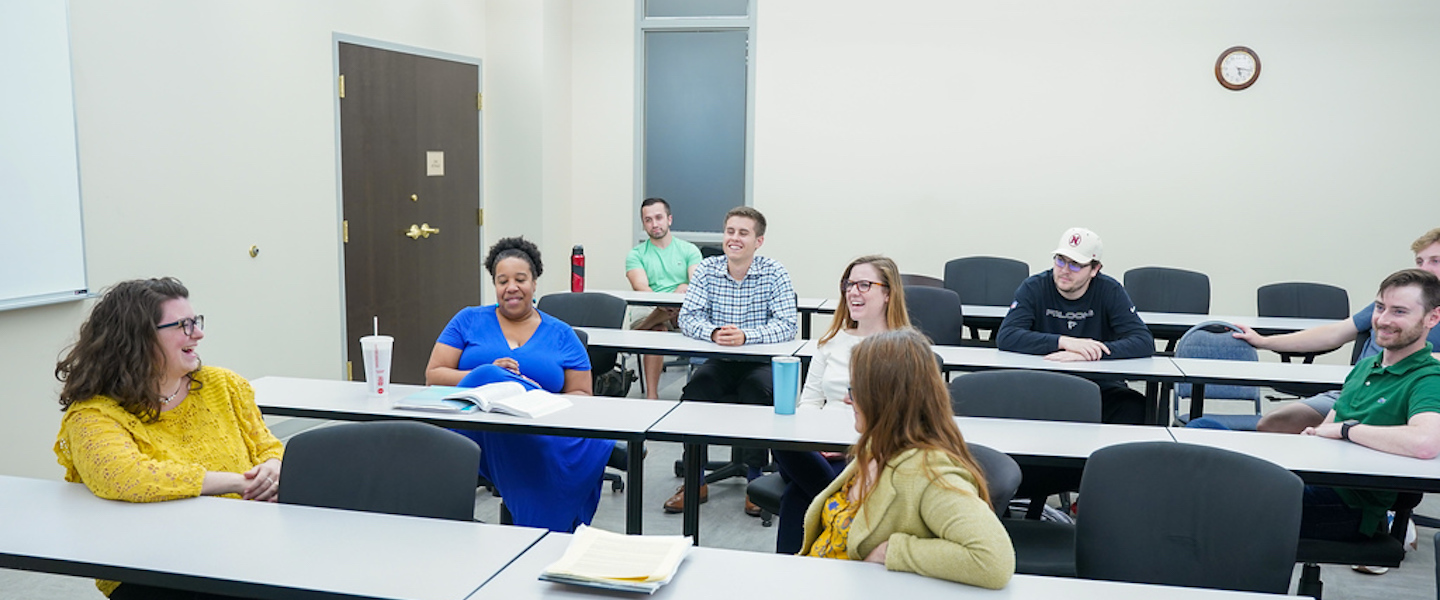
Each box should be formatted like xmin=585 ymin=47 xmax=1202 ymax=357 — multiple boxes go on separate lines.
xmin=1233 ymin=319 xmax=1359 ymax=354
xmin=1098 ymin=286 xmax=1154 ymax=359
xmin=626 ymin=268 xmax=653 ymax=292
xmin=743 ymin=271 xmax=799 ymax=344
xmin=995 ymin=281 xmax=1060 ymax=355
xmin=678 ymin=268 xmax=719 ymax=340
xmin=425 ymin=343 xmax=467 ymax=385
xmin=1307 ymin=408 xmax=1440 ymax=460
xmin=799 ymin=343 xmax=829 ymax=410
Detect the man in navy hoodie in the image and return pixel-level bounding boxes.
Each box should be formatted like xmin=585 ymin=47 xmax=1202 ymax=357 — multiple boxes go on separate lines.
xmin=997 ymin=227 xmax=1155 ymax=424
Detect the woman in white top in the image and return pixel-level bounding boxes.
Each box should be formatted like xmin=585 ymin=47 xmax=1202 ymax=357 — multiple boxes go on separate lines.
xmin=773 ymin=255 xmax=911 ymax=553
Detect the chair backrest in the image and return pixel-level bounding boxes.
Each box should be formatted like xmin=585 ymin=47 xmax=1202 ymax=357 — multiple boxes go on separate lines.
xmin=943 ymin=256 xmax=1029 ymax=307
xmin=967 ymin=443 xmax=1020 ymax=516
xmin=537 ymin=292 xmax=627 ymax=328
xmin=538 ymin=292 xmax=627 ymax=374
xmin=280 ymin=421 xmax=480 ymax=521
xmin=899 ymin=273 xmax=944 ymax=288
xmin=948 ymin=369 xmax=1102 ymax=423
xmin=1351 ymin=328 xmax=1372 ymax=365
xmin=1076 ymin=442 xmax=1301 ymax=594
xmin=903 ymin=286 xmax=964 ymax=346
xmin=1174 ymin=321 xmax=1260 ymax=403
xmin=1256 ymin=282 xmax=1350 ymax=320
xmin=1123 ymin=267 xmax=1211 ymax=314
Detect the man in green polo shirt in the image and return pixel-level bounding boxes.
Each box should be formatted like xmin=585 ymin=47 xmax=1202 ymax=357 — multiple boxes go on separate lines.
xmin=1299 ymin=268 xmax=1440 ymax=542
xmin=626 ymin=197 xmax=703 ymax=399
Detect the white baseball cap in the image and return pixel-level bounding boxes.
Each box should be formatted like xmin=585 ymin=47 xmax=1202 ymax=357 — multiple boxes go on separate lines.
xmin=1053 ymin=227 xmax=1103 ymax=264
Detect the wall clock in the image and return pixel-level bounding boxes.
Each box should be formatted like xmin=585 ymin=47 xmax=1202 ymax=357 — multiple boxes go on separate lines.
xmin=1216 ymin=46 xmax=1260 ymax=91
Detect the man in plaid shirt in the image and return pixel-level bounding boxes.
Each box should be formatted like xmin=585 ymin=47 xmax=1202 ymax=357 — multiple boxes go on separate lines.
xmin=664 ymin=206 xmax=798 ymax=515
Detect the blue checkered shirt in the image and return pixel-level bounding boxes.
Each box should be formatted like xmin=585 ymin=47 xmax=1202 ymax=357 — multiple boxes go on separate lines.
xmin=679 ymin=255 xmax=798 ymax=344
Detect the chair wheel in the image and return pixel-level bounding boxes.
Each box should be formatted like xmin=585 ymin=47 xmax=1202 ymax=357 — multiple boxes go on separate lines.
xmin=612 ymin=479 xmax=625 ymax=492
xmin=674 ymin=459 xmax=685 ymax=478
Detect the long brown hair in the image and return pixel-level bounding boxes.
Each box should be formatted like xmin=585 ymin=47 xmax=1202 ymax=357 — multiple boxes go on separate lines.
xmin=818 ymin=255 xmax=911 ymax=345
xmin=56 ymin=277 xmax=201 ymax=422
xmin=848 ymin=328 xmax=990 ymax=510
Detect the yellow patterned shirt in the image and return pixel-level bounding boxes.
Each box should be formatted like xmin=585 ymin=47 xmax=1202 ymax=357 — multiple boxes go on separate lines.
xmin=54 ymin=366 xmax=284 ymax=596
xmin=805 ymin=477 xmax=859 ymax=559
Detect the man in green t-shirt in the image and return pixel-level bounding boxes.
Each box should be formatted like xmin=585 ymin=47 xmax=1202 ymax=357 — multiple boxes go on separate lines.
xmin=1299 ymin=268 xmax=1440 ymax=542
xmin=625 ymin=197 xmax=704 ymax=399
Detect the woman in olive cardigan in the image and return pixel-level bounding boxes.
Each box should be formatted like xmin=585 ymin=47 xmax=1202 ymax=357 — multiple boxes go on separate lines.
xmin=799 ymin=328 xmax=1015 ymax=589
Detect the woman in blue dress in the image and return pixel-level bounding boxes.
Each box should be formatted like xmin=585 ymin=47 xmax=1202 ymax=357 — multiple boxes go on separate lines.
xmin=424 ymin=237 xmax=613 ymax=532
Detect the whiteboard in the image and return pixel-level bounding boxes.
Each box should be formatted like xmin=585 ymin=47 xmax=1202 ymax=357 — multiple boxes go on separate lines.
xmin=0 ymin=0 xmax=88 ymax=311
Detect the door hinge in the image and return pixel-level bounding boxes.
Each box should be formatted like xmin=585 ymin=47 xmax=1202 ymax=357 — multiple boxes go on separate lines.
xmin=477 ymin=93 xmax=483 ymax=110
xmin=346 ymin=361 xmax=352 ymax=380
xmin=342 ymin=220 xmax=348 ymax=243
xmin=338 ymin=74 xmax=345 ymax=99
xmin=477 ymin=209 xmax=484 ymax=226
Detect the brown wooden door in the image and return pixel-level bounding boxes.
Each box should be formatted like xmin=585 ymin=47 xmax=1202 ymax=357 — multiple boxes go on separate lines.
xmin=340 ymin=43 xmax=482 ymax=385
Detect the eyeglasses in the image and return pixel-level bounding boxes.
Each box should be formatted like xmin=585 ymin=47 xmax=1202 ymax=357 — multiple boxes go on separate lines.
xmin=157 ymin=315 xmax=205 ymax=336
xmin=841 ymin=279 xmax=889 ymax=293
xmin=1053 ymin=256 xmax=1092 ymax=273
xmin=843 ymin=387 xmax=854 ymax=405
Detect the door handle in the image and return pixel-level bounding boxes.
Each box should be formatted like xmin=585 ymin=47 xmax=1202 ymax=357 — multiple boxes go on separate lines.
xmin=405 ymin=223 xmax=440 ymax=239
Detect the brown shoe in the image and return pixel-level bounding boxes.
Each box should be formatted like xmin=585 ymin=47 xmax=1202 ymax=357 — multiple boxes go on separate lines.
xmin=663 ymin=484 xmax=707 ymax=513
xmin=744 ymin=498 xmax=763 ymax=517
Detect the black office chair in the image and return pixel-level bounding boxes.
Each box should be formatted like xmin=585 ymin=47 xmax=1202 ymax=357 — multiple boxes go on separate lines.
xmin=1257 ymin=281 xmax=1350 ymax=399
xmin=904 ymin=286 xmax=965 ymax=346
xmin=280 ymin=421 xmax=480 ymax=521
xmin=1076 ymin=442 xmax=1301 ymax=594
xmin=949 ymin=369 xmax=1101 ymax=577
xmin=942 ymin=256 xmax=1028 ymax=343
xmin=1123 ymin=266 xmax=1211 ymax=354
xmin=1296 ymin=492 xmax=1423 ymax=599
xmin=537 ymin=292 xmax=629 ymax=382
xmin=744 ymin=443 xmax=1020 ymax=528
xmin=899 ymin=273 xmax=944 ymax=288
xmin=1257 ymin=282 xmax=1350 ymax=365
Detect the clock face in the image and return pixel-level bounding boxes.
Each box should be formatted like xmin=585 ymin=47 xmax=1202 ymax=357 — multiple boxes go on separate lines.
xmin=1216 ymin=46 xmax=1260 ymax=90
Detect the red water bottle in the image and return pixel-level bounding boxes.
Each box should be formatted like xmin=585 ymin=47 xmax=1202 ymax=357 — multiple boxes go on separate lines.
xmin=571 ymin=245 xmax=585 ymax=292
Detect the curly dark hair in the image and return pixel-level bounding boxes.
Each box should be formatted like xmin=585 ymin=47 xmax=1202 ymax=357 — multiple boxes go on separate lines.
xmin=484 ymin=236 xmax=543 ymax=279
xmin=56 ymin=277 xmax=203 ymax=423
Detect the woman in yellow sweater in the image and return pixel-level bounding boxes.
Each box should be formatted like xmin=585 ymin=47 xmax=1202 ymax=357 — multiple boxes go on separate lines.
xmin=800 ymin=328 xmax=1015 ymax=589
xmin=54 ymin=277 xmax=283 ymax=599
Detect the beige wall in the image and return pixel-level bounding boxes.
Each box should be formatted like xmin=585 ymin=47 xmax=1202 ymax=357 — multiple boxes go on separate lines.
xmin=749 ymin=1 xmax=1440 ymax=315
xmin=5 ymin=1 xmax=1439 ymax=478
xmin=0 ymin=0 xmax=488 ymax=478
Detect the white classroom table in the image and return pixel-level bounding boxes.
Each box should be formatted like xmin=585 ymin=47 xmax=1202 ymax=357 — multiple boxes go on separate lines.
xmin=576 ymin=327 xmax=807 ymax=362
xmin=1167 ymin=428 xmax=1440 ymax=493
xmin=0 ymin=475 xmax=545 ymax=600
xmin=587 ymin=289 xmax=832 ymax=337
xmin=251 ymin=376 xmax=678 ymax=534
xmin=646 ymin=402 xmax=1172 ymax=542
xmin=469 ymin=533 xmax=1288 ymax=600
xmin=960 ymin=305 xmax=1329 ymax=335
xmin=1168 ymin=358 xmax=1352 ymax=421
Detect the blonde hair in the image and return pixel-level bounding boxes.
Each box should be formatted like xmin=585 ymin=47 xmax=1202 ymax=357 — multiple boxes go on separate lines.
xmin=1412 ymin=227 xmax=1440 ymax=254
xmin=818 ymin=255 xmax=912 ymax=346
xmin=848 ymin=328 xmax=991 ymax=511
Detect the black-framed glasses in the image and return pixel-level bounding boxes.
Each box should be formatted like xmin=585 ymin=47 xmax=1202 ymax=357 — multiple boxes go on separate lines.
xmin=157 ymin=315 xmax=205 ymax=336
xmin=841 ymin=279 xmax=889 ymax=293
xmin=1053 ymin=255 xmax=1091 ymax=273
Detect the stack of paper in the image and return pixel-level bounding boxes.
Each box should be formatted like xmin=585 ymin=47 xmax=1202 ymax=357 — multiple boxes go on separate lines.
xmin=539 ymin=525 xmax=693 ymax=594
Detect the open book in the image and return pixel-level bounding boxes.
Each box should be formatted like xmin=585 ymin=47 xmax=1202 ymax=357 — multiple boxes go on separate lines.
xmin=394 ymin=381 xmax=572 ymax=419
xmin=539 ymin=525 xmax=693 ymax=594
